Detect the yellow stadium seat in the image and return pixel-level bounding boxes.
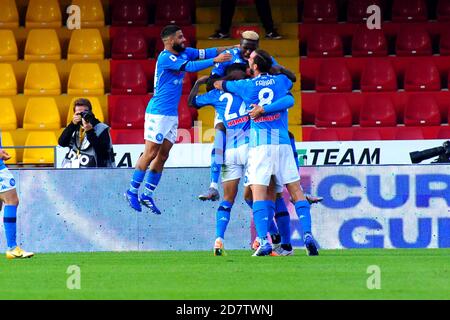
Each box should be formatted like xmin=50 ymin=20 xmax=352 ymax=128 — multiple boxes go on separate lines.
xmin=26 ymin=0 xmax=62 ymax=28
xmin=23 ymin=97 xmax=61 ymax=130
xmin=1 ymin=131 xmax=17 ymax=164
xmin=197 ymin=106 xmax=216 ymax=128
xmin=72 ymin=0 xmax=105 ymax=27
xmin=23 ymin=131 xmax=57 ymax=165
xmin=68 ymin=29 xmax=104 ymax=60
xmin=0 ymin=0 xmax=19 ymax=29
xmin=0 ymin=30 xmax=17 ymax=61
xmin=24 ymin=63 xmax=61 ymax=96
xmin=67 ymin=63 xmax=104 ymax=95
xmin=66 ymin=97 xmax=104 ymax=124
xmin=25 ymin=29 xmax=61 ymax=61
xmin=0 ymin=63 xmax=17 ymax=96
xmin=0 ymin=98 xmax=17 ymax=131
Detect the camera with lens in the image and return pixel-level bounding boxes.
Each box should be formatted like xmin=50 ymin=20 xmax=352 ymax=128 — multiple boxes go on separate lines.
xmin=79 ymin=111 xmax=94 ymax=124
xmin=410 ymin=140 xmax=450 ymax=164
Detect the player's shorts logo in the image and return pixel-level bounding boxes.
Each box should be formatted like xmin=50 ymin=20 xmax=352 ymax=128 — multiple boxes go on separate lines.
xmin=9 ymin=178 xmax=15 ymax=187
xmin=244 ymin=176 xmax=248 ymax=184
xmin=156 ymin=133 xmax=164 ymax=142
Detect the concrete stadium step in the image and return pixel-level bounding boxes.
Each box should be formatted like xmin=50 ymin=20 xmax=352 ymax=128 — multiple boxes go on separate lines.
xmin=196 ymin=23 xmax=299 ymax=39
xmin=196 ymin=6 xmax=298 ymax=24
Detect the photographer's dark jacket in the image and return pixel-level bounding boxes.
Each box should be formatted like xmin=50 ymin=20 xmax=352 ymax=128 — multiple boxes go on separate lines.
xmin=58 ymin=118 xmax=115 ymax=168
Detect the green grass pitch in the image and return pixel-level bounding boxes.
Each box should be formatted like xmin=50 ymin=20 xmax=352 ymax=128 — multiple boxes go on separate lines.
xmin=0 ymin=249 xmax=449 ymax=300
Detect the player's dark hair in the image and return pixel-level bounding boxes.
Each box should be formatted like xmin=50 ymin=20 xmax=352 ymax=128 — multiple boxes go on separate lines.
xmin=253 ymin=49 xmax=272 ymax=73
xmin=73 ymin=98 xmax=92 ymax=112
xmin=161 ymin=25 xmax=181 ymax=39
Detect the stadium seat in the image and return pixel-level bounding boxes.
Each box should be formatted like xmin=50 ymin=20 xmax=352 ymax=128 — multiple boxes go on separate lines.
xmin=440 ymin=32 xmax=450 ymax=55
xmin=361 ymin=59 xmax=397 ymax=91
xmin=392 ymin=0 xmax=428 ymax=21
xmin=315 ymin=95 xmax=352 ymax=127
xmin=67 ymin=97 xmax=104 ymax=124
xmin=25 ymin=0 xmax=62 ymax=28
xmin=0 ymin=30 xmax=17 ymax=61
xmin=24 ymin=29 xmax=61 ymax=61
xmin=347 ymin=0 xmax=384 ymax=22
xmin=0 ymin=0 xmax=19 ymax=28
xmin=23 ymin=97 xmax=61 ymax=130
xmin=0 ymin=98 xmax=17 ymax=130
xmin=395 ymin=127 xmax=424 ymax=140
xmin=110 ymin=129 xmax=143 ymax=144
xmin=351 ymin=128 xmax=382 ymax=140
xmin=437 ymin=126 xmax=450 ymax=138
xmin=109 ymin=96 xmax=147 ymax=129
xmin=437 ymin=0 xmax=450 ymax=21
xmin=309 ymin=128 xmax=340 ymax=141
xmin=316 ymin=60 xmax=352 ymax=92
xmin=0 ymin=63 xmax=17 ymax=95
xmin=404 ymin=95 xmax=441 ymax=126
xmin=352 ymin=26 xmax=388 ymax=57
xmin=111 ymin=62 xmax=147 ymax=95
xmin=396 ymin=27 xmax=432 ymax=56
xmin=72 ymin=0 xmax=105 ymax=27
xmin=112 ymin=0 xmax=149 ymax=26
xmin=359 ymin=95 xmax=397 ymax=126
xmin=24 ymin=63 xmax=61 ymax=96
xmin=155 ymin=0 xmax=192 ymax=25
xmin=178 ymin=95 xmax=193 ymax=129
xmin=23 ymin=131 xmax=58 ymax=165
xmin=307 ymin=31 xmax=343 ymax=57
xmin=68 ymin=29 xmax=104 ymax=60
xmin=0 ymin=131 xmax=16 ymax=164
xmin=67 ymin=63 xmax=104 ymax=95
xmin=303 ymin=0 xmax=338 ymax=22
xmin=111 ymin=28 xmax=148 ymax=59
xmin=404 ymin=60 xmax=441 ymax=91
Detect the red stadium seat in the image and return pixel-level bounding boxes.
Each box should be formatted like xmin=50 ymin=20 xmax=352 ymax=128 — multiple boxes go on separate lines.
xmin=110 ymin=96 xmax=147 ymax=129
xmin=361 ymin=59 xmax=397 ymax=91
xmin=395 ymin=127 xmax=425 ymax=140
xmin=392 ymin=0 xmax=428 ymax=21
xmin=112 ymin=28 xmax=148 ymax=59
xmin=437 ymin=0 xmax=450 ymax=21
xmin=309 ymin=128 xmax=340 ymax=141
xmin=315 ymin=95 xmax=353 ymax=127
xmin=352 ymin=25 xmax=388 ymax=57
xmin=111 ymin=0 xmax=148 ymax=26
xmin=437 ymin=126 xmax=450 ymax=138
xmin=302 ymin=0 xmax=338 ymax=23
xmin=359 ymin=95 xmax=397 ymax=126
xmin=111 ymin=61 xmax=148 ymax=95
xmin=110 ymin=129 xmax=143 ymax=144
xmin=347 ymin=0 xmax=384 ymax=22
xmin=404 ymin=60 xmax=441 ymax=91
xmin=440 ymin=32 xmax=450 ymax=55
xmin=404 ymin=95 xmax=441 ymax=126
xmin=178 ymin=95 xmax=193 ymax=129
xmin=307 ymin=31 xmax=343 ymax=57
xmin=351 ymin=128 xmax=382 ymax=140
xmin=155 ymin=0 xmax=191 ymax=25
xmin=396 ymin=26 xmax=432 ymax=56
xmin=316 ymin=60 xmax=352 ymax=92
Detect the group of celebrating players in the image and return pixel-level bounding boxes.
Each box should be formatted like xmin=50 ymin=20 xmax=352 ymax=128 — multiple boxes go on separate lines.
xmin=125 ymin=25 xmax=322 ymax=257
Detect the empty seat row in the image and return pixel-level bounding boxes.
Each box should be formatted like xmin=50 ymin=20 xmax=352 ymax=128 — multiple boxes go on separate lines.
xmin=307 ymin=26 xmax=450 ymax=57
xmin=0 ymin=63 xmax=104 ymax=95
xmin=0 ymin=29 xmax=104 ymax=62
xmin=302 ymin=0 xmax=450 ymax=23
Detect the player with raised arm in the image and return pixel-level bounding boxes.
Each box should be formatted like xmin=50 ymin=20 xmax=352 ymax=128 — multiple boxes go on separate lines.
xmin=215 ymin=49 xmax=319 ymax=257
xmin=125 ymin=25 xmax=232 ymax=214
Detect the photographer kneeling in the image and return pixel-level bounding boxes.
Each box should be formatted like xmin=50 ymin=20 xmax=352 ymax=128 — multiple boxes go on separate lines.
xmin=59 ymin=98 xmax=115 ymax=168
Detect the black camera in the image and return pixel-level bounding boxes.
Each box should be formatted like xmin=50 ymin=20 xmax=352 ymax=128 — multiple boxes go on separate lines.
xmin=410 ymin=140 xmax=450 ymax=164
xmin=79 ymin=111 xmax=94 ymax=124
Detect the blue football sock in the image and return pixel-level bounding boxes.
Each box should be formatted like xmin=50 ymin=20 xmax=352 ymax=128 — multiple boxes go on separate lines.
xmin=294 ymin=200 xmax=312 ymax=237
xmin=144 ymin=171 xmax=162 ymax=197
xmin=216 ymin=201 xmax=232 ymax=239
xmin=210 ymin=130 xmax=225 ymax=188
xmin=268 ymin=205 xmax=278 ymax=235
xmin=253 ymin=200 xmax=273 ymax=241
xmin=4 ymin=205 xmax=17 ymax=249
xmin=275 ymin=197 xmax=291 ymax=245
xmin=129 ymin=169 xmax=146 ymax=194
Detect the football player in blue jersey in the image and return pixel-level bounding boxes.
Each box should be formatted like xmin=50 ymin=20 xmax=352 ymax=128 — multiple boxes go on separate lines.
xmin=125 ymin=25 xmax=233 ymax=214
xmin=0 ymin=134 xmax=34 ymax=259
xmin=215 ymin=49 xmax=319 ymax=257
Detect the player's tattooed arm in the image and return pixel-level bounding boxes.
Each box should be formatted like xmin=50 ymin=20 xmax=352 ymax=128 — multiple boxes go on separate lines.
xmin=188 ymin=76 xmax=209 ymax=107
xmin=270 ymin=65 xmax=297 ymax=83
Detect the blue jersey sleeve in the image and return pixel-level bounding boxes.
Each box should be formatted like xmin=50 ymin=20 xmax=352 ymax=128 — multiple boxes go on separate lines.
xmin=263 ymin=94 xmax=294 ymax=113
xmin=271 ymin=56 xmax=278 ymax=66
xmin=223 ymin=79 xmax=249 ymax=95
xmin=160 ymin=51 xmax=215 ymax=72
xmin=278 ymin=74 xmax=293 ymax=91
xmin=193 ymin=90 xmax=218 ymax=108
xmin=185 ymin=47 xmax=218 ymax=60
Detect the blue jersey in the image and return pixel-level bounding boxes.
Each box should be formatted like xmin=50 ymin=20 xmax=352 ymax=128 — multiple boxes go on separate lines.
xmin=193 ymin=89 xmax=250 ymax=149
xmin=223 ymin=74 xmax=293 ymax=147
xmin=211 ymin=48 xmax=278 ymax=77
xmin=0 ymin=133 xmax=6 ymax=170
xmin=147 ymin=47 xmax=217 ymax=116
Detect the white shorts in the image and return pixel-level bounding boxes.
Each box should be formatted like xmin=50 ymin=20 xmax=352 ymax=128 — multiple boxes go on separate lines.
xmin=214 ymin=112 xmax=223 ymax=127
xmin=246 ymin=144 xmax=300 ymax=188
xmin=221 ymin=144 xmax=249 ymax=183
xmin=144 ymin=114 xmax=178 ymax=144
xmin=0 ymin=168 xmax=16 ymax=193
